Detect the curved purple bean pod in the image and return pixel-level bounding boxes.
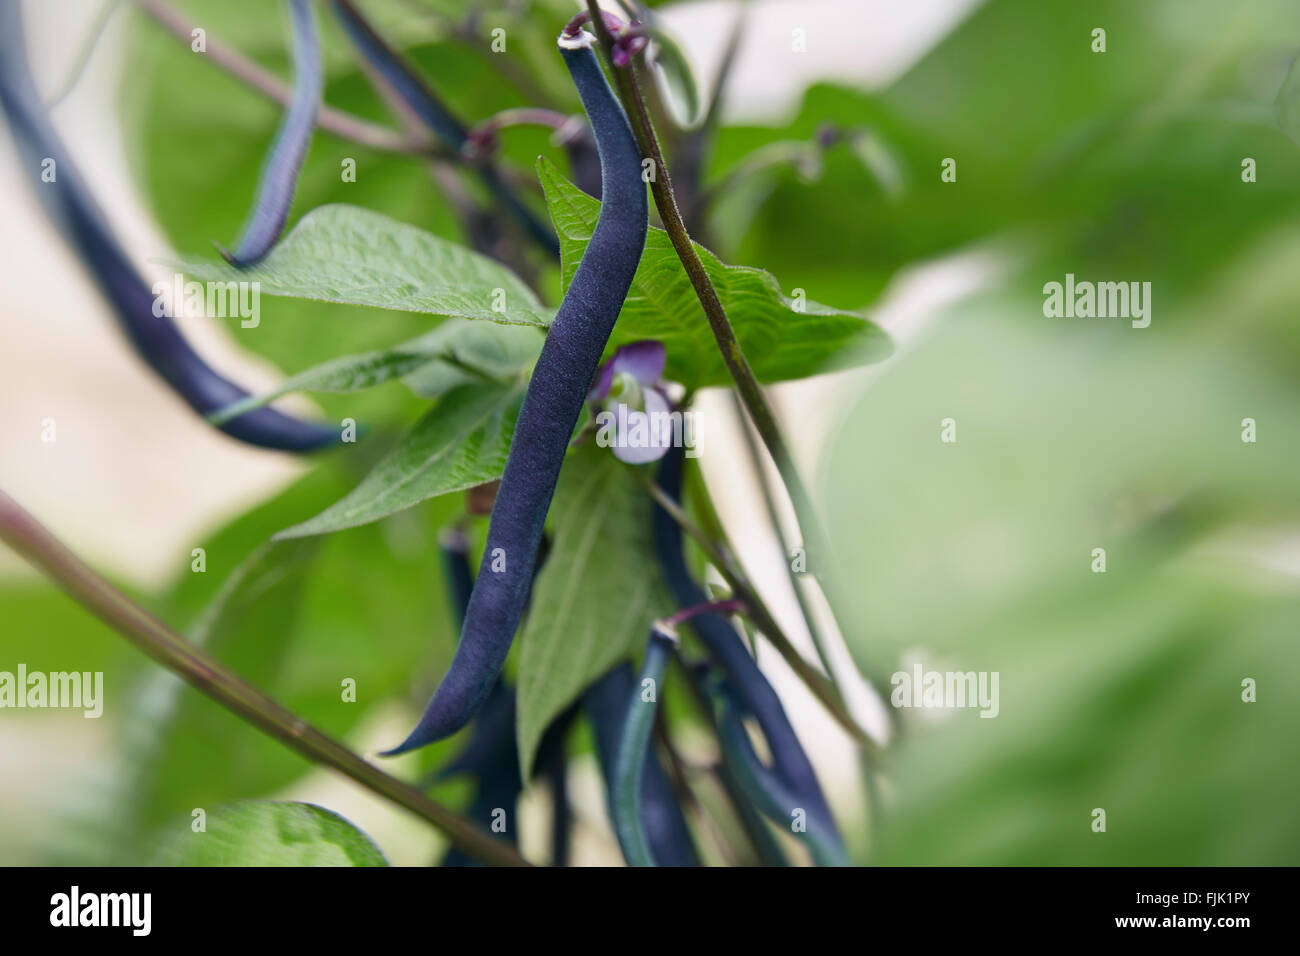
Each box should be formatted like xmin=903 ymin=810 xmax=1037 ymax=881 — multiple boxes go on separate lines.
xmin=584 ymin=662 xmax=699 ymax=867
xmin=221 ymin=0 xmax=320 ymax=266
xmin=652 ymin=443 xmax=838 ymax=832
xmin=434 ymin=530 xmax=520 ymax=865
xmin=436 ymin=527 xmax=575 ymax=865
xmin=383 ymin=28 xmax=648 ymax=754
xmin=0 ymin=2 xmax=337 ymax=452
xmin=331 ymin=0 xmax=560 ymax=257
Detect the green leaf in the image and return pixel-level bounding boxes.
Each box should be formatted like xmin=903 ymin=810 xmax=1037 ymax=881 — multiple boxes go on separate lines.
xmin=516 ymin=444 xmax=673 ymax=779
xmin=169 ymin=205 xmax=553 ymax=328
xmin=208 ymin=319 xmax=542 ymax=424
xmin=400 ymin=321 xmax=543 ymax=398
xmin=536 ymin=157 xmax=890 ymax=388
xmin=277 ymin=381 xmax=526 ymax=538
xmin=151 ymin=802 xmax=388 ymax=866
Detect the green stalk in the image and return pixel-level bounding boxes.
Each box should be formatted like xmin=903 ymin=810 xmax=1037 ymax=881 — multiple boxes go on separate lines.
xmin=0 ymin=488 xmax=530 ymax=867
xmin=583 ymin=0 xmax=846 ymax=705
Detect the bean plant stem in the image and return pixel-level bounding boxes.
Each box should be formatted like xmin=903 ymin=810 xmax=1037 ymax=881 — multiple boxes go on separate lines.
xmin=584 ymin=1 xmax=838 ymax=662
xmin=730 ymin=393 xmax=839 ymax=686
xmin=0 ymin=488 xmax=530 ymax=868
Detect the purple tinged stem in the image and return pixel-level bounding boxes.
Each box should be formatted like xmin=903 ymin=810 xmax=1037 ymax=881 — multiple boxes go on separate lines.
xmin=331 ymin=0 xmax=560 ymax=257
xmin=652 ymin=443 xmax=839 ymax=834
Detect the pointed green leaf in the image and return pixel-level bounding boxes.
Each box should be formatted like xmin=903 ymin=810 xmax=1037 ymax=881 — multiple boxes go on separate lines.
xmin=277 ymin=381 xmax=526 ymax=538
xmin=207 ymin=319 xmax=542 ymax=424
xmin=169 ymin=204 xmax=553 ymax=327
xmin=537 ymin=157 xmax=891 ymax=388
xmin=516 ymin=445 xmax=673 ymax=779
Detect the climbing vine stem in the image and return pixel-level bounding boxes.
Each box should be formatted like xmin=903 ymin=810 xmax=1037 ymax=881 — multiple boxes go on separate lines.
xmin=0 ymin=488 xmax=530 ymax=868
xmin=582 ymin=2 xmax=843 ymax=674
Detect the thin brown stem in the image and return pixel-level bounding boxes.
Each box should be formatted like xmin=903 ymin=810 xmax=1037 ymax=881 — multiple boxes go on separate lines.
xmin=731 ymin=392 xmax=838 ymax=683
xmin=583 ymin=2 xmax=834 ymax=603
xmin=0 ymin=488 xmax=530 ymax=867
xmin=131 ymin=0 xmax=438 ymax=155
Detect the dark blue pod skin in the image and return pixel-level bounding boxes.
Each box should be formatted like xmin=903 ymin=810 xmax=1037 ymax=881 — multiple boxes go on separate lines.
xmin=653 ymin=444 xmax=837 ymax=831
xmin=331 ymin=0 xmax=560 ymax=257
xmin=435 ymin=532 xmax=520 ymax=865
xmin=583 ymin=663 xmax=699 ymax=867
xmin=440 ymin=750 xmax=522 ymax=866
xmin=0 ymin=3 xmax=337 ymax=452
xmin=436 ymin=530 xmax=575 ymax=865
xmin=438 ymin=527 xmax=476 ymax=632
xmin=384 ymin=31 xmax=647 ymax=754
xmin=331 ymin=0 xmax=467 ymax=146
xmin=222 ymin=0 xmax=320 ymax=266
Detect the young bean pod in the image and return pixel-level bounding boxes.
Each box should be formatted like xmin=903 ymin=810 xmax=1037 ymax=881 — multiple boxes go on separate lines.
xmin=434 ymin=530 xmax=520 ymax=865
xmin=385 ymin=28 xmax=648 ymax=753
xmin=222 ymin=0 xmax=320 ymax=266
xmin=609 ymin=623 xmax=678 ymax=866
xmin=0 ymin=3 xmax=337 ymax=452
xmin=583 ymin=663 xmax=699 ymax=867
xmin=331 ymin=0 xmax=560 ymax=257
xmin=436 ymin=528 xmax=575 ymax=866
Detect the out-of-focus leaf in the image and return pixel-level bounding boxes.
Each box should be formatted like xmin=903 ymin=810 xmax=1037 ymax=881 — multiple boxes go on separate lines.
xmin=647 ymin=28 xmax=701 ymax=126
xmin=515 ymin=444 xmax=673 ymax=779
xmin=537 ymin=158 xmax=890 ymax=388
xmin=823 ymin=304 xmax=1300 ymax=864
xmin=170 ymin=205 xmax=552 ymax=327
xmin=151 ymin=801 xmax=387 ymax=866
xmin=276 ymin=381 xmax=526 ymax=538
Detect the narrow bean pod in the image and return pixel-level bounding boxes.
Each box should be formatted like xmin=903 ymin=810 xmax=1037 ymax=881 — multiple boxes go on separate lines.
xmin=652 ymin=444 xmax=839 ymax=834
xmin=222 ymin=0 xmax=320 ymax=266
xmin=583 ymin=663 xmax=699 ymax=867
xmin=438 ymin=527 xmax=476 ymax=632
xmin=436 ymin=528 xmax=575 ymax=866
xmin=435 ymin=530 xmax=521 ymax=865
xmin=716 ymin=685 xmax=850 ymax=867
xmin=0 ymin=3 xmax=337 ymax=452
xmin=609 ymin=624 xmax=678 ymax=866
xmin=384 ymin=28 xmax=648 ymax=753
xmin=331 ymin=0 xmax=560 ymax=257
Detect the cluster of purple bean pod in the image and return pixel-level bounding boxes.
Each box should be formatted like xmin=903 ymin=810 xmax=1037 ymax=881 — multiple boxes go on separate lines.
xmin=0 ymin=0 xmax=851 ymax=866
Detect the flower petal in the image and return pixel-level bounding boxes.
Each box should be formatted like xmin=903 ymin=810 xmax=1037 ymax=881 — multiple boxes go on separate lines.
xmin=612 ymin=340 xmax=667 ymax=386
